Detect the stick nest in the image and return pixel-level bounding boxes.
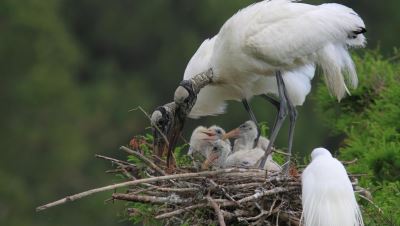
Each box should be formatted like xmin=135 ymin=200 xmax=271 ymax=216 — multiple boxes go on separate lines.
xmin=104 ymin=143 xmax=303 ymax=226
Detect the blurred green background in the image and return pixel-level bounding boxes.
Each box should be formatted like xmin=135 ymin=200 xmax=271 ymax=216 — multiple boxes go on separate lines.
xmin=0 ymin=0 xmax=398 ymax=225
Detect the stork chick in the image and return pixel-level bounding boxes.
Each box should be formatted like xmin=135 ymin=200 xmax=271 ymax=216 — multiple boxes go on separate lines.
xmin=188 ymin=125 xmax=230 ymax=168
xmin=202 ymin=139 xmax=232 ymax=169
xmin=188 ymin=126 xmax=224 ymax=156
xmin=223 ymin=121 xmax=281 ymax=171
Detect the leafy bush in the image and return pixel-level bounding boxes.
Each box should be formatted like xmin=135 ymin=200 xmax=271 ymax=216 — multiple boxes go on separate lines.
xmin=314 ymin=51 xmax=400 ymax=225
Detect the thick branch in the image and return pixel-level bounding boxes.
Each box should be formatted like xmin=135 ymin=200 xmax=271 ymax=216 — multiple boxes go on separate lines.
xmin=224 ymin=182 xmax=262 ymax=190
xmin=153 ymin=187 xmax=198 ymax=193
xmin=155 ymin=204 xmax=206 ymax=219
xmin=207 ymin=194 xmax=226 ymax=226
xmin=113 ymin=193 xmax=193 ymax=204
xmin=237 ymin=187 xmax=297 ymax=204
xmin=36 ymin=168 xmax=249 ymax=212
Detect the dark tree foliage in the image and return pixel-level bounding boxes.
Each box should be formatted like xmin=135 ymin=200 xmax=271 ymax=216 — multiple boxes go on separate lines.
xmin=0 ymin=0 xmax=398 ymax=225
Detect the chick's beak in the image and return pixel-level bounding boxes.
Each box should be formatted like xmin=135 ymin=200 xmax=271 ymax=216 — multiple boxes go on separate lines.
xmin=223 ymin=128 xmax=240 ymax=140
xmin=201 ymin=129 xmax=216 ymax=137
xmin=200 ymin=129 xmax=217 ymax=141
xmin=202 ymin=152 xmax=219 ymax=169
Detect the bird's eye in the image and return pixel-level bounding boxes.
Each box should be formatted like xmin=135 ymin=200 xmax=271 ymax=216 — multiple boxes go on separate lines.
xmin=216 ymin=129 xmax=222 ymax=134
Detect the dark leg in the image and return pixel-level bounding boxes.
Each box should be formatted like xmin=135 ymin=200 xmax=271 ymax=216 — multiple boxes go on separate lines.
xmin=258 ymin=71 xmax=288 ymax=169
xmin=282 ymin=88 xmax=297 ymax=174
xmin=260 ymin=94 xmax=280 ymax=133
xmin=260 ymin=94 xmax=280 ymax=111
xmin=242 ymin=99 xmax=260 ymax=147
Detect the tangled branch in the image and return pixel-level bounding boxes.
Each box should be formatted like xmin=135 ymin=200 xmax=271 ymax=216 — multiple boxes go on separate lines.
xmin=37 ymin=145 xmax=366 ymax=226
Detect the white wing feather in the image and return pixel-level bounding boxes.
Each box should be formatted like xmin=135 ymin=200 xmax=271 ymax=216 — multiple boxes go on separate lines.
xmin=184 ymin=37 xmax=216 ymax=80
xmin=241 ymin=2 xmax=365 ymax=100
xmin=252 ymin=64 xmax=316 ymax=106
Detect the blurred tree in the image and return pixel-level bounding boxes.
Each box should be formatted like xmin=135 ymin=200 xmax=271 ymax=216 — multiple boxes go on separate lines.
xmin=0 ymin=0 xmax=398 ymax=225
xmin=0 ymin=0 xmax=148 ymax=225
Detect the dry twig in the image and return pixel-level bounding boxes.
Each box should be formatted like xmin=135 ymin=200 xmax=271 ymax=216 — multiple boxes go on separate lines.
xmin=207 ymin=193 xmax=226 ymax=226
xmin=120 ymin=146 xmax=166 ymax=175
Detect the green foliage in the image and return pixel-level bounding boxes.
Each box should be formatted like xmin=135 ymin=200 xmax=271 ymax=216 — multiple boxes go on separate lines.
xmin=127 ymin=203 xmax=162 ymax=226
xmin=315 ymin=52 xmax=400 ymax=225
xmin=272 ymin=152 xmax=287 ymax=166
xmin=122 ymin=139 xmax=208 ymax=225
xmin=175 ymin=144 xmax=192 ymax=166
xmin=259 ymin=122 xmax=270 ymax=137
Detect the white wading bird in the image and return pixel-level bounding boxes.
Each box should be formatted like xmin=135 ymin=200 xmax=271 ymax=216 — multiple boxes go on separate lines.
xmin=183 ymin=0 xmax=366 ymax=170
xmin=223 ymin=121 xmax=281 ymax=171
xmin=302 ymin=148 xmax=364 ymax=226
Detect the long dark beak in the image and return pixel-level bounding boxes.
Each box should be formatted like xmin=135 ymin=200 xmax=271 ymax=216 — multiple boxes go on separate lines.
xmin=150 ymin=69 xmax=214 ymax=171
xmin=151 ymin=106 xmax=173 ymax=160
xmin=166 ymin=118 xmax=185 ymax=168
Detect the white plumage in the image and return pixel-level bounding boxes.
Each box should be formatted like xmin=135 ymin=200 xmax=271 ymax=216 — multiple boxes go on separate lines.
xmin=225 ymin=147 xmax=264 ymax=168
xmin=301 ymin=148 xmax=364 ymax=226
xmin=224 ymin=147 xmax=281 ymax=172
xmin=196 ymin=121 xmax=279 ymax=171
xmin=184 ymin=0 xmax=365 ymax=118
xmin=188 ymin=125 xmax=228 ymax=158
xmin=207 ymin=140 xmax=232 ymax=168
xmin=229 ymin=121 xmax=259 ymax=153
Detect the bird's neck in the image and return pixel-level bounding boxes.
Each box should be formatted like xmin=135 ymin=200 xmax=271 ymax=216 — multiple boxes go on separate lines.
xmin=234 ymin=136 xmax=255 ymax=151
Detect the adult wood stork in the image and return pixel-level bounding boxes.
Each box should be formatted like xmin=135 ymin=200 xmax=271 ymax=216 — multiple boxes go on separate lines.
xmin=181 ymin=0 xmax=366 ymax=170
xmin=301 ymin=148 xmax=364 ymax=226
